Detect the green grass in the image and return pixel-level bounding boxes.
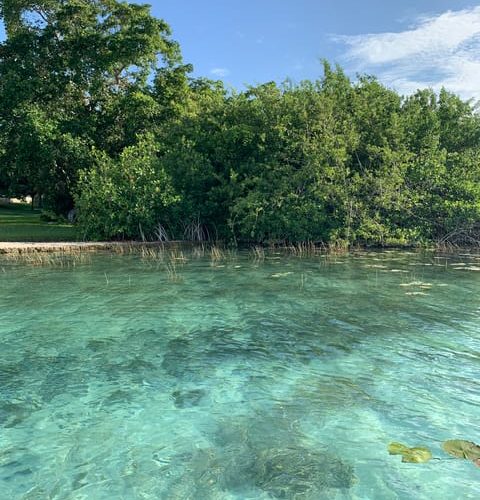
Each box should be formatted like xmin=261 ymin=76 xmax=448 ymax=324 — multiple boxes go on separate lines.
xmin=0 ymin=203 xmax=79 ymax=242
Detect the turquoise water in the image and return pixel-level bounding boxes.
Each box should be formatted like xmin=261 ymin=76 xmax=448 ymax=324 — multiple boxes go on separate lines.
xmin=0 ymin=249 xmax=479 ymax=499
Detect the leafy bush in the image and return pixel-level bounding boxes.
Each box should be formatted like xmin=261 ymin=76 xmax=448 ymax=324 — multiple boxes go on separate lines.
xmin=75 ymin=134 xmax=179 ymax=240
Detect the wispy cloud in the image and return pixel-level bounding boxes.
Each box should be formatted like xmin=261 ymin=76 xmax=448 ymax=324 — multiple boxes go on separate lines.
xmin=210 ymin=67 xmax=230 ymax=78
xmin=334 ymin=7 xmax=480 ymax=100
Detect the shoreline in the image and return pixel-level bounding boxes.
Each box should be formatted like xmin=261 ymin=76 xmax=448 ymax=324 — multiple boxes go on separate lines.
xmin=1 ymin=240 xmax=478 ymax=255
xmin=0 ymin=241 xmax=184 ymax=254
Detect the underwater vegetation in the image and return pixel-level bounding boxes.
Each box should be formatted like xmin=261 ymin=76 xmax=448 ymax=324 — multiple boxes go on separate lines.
xmin=171 ymin=388 xmax=206 ymax=408
xmin=156 ymin=413 xmax=357 ymax=499
xmin=158 ymin=444 xmax=355 ymax=499
xmin=253 ymin=447 xmax=355 ymax=496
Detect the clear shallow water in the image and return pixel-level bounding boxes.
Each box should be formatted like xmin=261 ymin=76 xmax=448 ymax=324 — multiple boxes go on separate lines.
xmin=0 ymin=249 xmax=479 ymax=499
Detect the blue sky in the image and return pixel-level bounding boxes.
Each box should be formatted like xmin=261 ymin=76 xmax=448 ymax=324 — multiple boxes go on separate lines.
xmin=148 ymin=0 xmax=480 ymax=99
xmin=0 ymin=1 xmax=479 ymax=99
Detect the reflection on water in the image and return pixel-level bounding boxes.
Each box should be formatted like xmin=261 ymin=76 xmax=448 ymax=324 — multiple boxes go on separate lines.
xmin=0 ymin=250 xmax=479 ymax=498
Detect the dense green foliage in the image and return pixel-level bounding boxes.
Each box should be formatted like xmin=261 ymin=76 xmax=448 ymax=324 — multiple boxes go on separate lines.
xmin=1 ymin=1 xmax=480 ymax=245
xmin=76 ymin=133 xmax=178 ymax=239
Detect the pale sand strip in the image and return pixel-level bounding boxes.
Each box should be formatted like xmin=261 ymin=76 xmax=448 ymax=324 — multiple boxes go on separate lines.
xmin=0 ymin=241 xmax=180 ymax=254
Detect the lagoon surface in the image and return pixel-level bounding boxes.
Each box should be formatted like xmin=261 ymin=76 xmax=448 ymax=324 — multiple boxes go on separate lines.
xmin=0 ymin=249 xmax=479 ymax=499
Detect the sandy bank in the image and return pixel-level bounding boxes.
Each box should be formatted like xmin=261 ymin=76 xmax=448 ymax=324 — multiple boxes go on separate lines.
xmin=0 ymin=241 xmax=179 ymax=254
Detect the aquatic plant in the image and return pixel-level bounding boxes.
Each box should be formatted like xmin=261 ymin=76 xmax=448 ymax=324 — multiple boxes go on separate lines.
xmin=192 ymin=243 xmax=207 ymax=258
xmin=442 ymin=440 xmax=480 ymax=461
xmin=253 ymin=446 xmax=356 ymax=496
xmin=388 ymin=442 xmax=432 ymax=463
xmin=165 ymin=260 xmax=181 ymax=282
xmin=1 ymin=249 xmax=91 ymax=267
xmin=250 ymin=245 xmax=265 ymax=262
xmin=168 ymin=248 xmax=188 ymax=263
xmin=140 ymin=245 xmax=165 ymax=261
xmin=210 ymin=245 xmax=225 ymax=263
xmin=285 ymin=241 xmax=319 ymax=257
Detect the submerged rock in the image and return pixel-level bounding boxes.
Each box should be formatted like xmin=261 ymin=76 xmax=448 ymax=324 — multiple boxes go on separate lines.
xmin=85 ymin=337 xmax=117 ymax=352
xmin=211 ymin=417 xmax=355 ymax=498
xmin=164 ymin=443 xmax=355 ymax=499
xmin=0 ymin=400 xmax=40 ymax=428
xmin=158 ymin=447 xmax=229 ymax=499
xmin=161 ymin=338 xmax=200 ymax=379
xmin=161 ymin=326 xmax=295 ymax=383
xmin=31 ymin=354 xmax=87 ymax=403
xmin=253 ymin=446 xmax=355 ymax=498
xmin=0 ymin=363 xmax=25 ymax=396
xmin=160 ymin=332 xmax=249 ymax=381
xmin=172 ymin=389 xmax=206 ymax=408
xmin=0 ymin=447 xmax=37 ymax=482
xmin=124 ymin=328 xmax=165 ymax=352
xmin=116 ymin=357 xmax=157 ymax=372
xmin=103 ymin=389 xmax=134 ymax=406
xmin=97 ymin=355 xmax=159 ymax=386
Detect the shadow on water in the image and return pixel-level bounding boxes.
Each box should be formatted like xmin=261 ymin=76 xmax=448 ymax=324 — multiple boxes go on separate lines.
xmin=160 ymin=313 xmax=361 ymax=383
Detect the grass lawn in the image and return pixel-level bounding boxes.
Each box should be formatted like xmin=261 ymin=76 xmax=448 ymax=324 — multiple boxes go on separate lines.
xmin=0 ymin=203 xmax=79 ymax=242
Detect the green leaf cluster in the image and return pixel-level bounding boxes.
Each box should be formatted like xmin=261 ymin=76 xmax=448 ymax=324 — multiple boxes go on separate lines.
xmin=75 ymin=133 xmax=178 ymax=239
xmin=1 ymin=2 xmax=480 ymax=243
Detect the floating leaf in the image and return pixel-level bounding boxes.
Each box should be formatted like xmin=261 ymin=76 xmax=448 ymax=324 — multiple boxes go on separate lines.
xmin=401 ymin=447 xmax=432 ymax=463
xmin=388 ymin=442 xmax=408 ymax=455
xmin=443 ymin=440 xmax=480 ymax=460
xmin=388 ymin=442 xmax=432 ymax=463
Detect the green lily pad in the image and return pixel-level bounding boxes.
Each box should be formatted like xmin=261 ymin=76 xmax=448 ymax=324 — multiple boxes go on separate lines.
xmin=443 ymin=440 xmax=480 ymax=460
xmin=388 ymin=442 xmax=432 ymax=463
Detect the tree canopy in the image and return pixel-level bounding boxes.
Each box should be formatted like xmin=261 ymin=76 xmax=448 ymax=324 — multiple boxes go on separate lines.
xmin=1 ymin=1 xmax=480 ymax=246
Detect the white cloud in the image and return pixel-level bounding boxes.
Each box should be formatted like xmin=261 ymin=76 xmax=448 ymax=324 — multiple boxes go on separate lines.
xmin=335 ymin=6 xmax=480 ymax=101
xmin=210 ymin=67 xmax=230 ymax=77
